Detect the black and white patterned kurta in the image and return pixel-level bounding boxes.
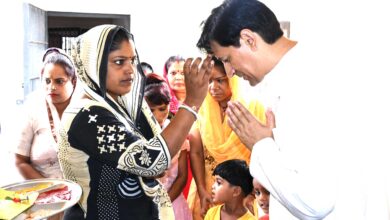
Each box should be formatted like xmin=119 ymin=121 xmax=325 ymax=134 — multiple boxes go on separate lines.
xmin=59 ymin=101 xmax=170 ymax=220
xmin=58 ymin=24 xmax=173 ymax=220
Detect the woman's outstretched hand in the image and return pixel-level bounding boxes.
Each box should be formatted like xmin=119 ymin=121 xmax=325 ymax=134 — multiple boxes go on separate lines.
xmin=162 ymin=56 xmax=213 ymax=158
xmin=183 ymin=56 xmax=214 ymax=109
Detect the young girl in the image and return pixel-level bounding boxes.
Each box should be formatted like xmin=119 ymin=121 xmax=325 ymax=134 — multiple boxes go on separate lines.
xmin=144 ymin=73 xmax=192 ymax=220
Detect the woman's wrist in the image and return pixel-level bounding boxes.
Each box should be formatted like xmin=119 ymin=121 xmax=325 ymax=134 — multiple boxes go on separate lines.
xmin=179 ymin=103 xmax=199 ymax=120
xmin=182 ymin=101 xmax=199 ymax=112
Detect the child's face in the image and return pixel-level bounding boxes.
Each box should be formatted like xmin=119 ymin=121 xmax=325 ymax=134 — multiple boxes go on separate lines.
xmin=253 ymin=178 xmax=270 ymax=214
xmin=211 ymin=175 xmax=235 ymax=204
xmin=146 ymin=101 xmax=169 ymax=127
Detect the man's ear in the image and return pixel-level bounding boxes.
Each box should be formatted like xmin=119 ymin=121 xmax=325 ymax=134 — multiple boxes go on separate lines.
xmin=240 ymin=29 xmax=257 ymax=50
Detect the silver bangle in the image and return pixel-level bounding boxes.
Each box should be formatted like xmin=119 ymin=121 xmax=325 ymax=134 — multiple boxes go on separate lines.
xmin=179 ymin=104 xmax=198 ymax=120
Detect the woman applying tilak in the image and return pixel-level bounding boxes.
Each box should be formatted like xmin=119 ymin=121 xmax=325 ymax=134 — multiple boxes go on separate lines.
xmin=57 ymin=25 xmax=213 ymax=220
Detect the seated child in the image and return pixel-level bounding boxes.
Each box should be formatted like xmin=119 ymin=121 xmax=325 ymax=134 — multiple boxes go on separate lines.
xmin=144 ymin=73 xmax=192 ymax=220
xmin=253 ymin=178 xmax=270 ymax=220
xmin=204 ymin=159 xmax=256 ymax=220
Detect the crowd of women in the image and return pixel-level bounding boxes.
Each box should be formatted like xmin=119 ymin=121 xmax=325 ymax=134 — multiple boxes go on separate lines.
xmin=12 ymin=23 xmax=269 ymax=220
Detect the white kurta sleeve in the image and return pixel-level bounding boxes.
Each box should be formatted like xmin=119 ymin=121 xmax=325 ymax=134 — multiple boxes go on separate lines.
xmin=250 ymin=137 xmax=336 ymax=220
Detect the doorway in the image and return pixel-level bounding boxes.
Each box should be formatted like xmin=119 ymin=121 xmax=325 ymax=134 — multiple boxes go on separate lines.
xmin=23 ymin=3 xmax=130 ymax=99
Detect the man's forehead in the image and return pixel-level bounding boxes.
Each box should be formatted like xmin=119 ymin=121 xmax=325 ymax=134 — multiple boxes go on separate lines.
xmin=210 ymin=41 xmax=231 ymax=59
xmin=210 ymin=41 xmax=222 ymax=54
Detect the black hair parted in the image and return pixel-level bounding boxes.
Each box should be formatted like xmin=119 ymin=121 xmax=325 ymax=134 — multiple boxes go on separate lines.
xmin=197 ymin=0 xmax=284 ymax=54
xmin=42 ymin=53 xmax=76 ymax=81
xmin=110 ymin=27 xmax=132 ymax=52
xmin=98 ymin=26 xmax=132 ymax=98
xmin=213 ymin=159 xmax=253 ymax=196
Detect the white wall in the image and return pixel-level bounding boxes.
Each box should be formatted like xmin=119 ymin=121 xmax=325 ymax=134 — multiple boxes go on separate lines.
xmin=0 ymin=1 xmax=24 ymax=148
xmin=25 ymin=0 xmax=226 ymax=73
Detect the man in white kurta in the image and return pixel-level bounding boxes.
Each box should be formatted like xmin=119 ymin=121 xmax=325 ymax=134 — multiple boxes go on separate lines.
xmin=228 ymin=38 xmax=390 ymax=220
xmin=245 ymin=41 xmax=337 ymax=220
xmin=196 ymin=0 xmax=390 ymax=219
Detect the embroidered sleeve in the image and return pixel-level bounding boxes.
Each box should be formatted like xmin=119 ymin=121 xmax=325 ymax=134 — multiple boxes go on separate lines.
xmin=67 ymin=105 xmax=170 ymax=177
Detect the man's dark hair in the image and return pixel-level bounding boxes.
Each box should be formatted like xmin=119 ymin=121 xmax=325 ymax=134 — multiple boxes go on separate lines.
xmin=213 ymin=159 xmax=253 ymax=196
xmin=197 ymin=0 xmax=284 ymax=53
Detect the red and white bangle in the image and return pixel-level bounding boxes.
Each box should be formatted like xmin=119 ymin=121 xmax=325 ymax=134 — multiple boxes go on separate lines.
xmin=179 ymin=104 xmax=198 ymax=120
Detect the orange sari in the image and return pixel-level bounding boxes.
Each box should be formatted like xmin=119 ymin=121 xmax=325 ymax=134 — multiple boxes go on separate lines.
xmin=187 ymin=76 xmax=266 ymax=220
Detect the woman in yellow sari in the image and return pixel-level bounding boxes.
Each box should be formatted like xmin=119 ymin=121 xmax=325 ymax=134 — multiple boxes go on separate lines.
xmin=187 ymin=57 xmax=266 ymax=220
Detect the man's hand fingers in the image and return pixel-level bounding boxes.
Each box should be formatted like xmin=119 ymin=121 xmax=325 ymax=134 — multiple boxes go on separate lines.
xmin=266 ymin=108 xmax=276 ymax=129
xmin=227 ymin=101 xmax=252 ymax=124
xmin=235 ymin=101 xmax=257 ymax=123
xmin=226 ymin=106 xmax=241 ymax=130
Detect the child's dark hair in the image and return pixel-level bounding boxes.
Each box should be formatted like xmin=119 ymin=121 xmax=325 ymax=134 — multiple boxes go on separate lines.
xmin=144 ymin=73 xmax=171 ymax=105
xmin=213 ymin=159 xmax=253 ymax=196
